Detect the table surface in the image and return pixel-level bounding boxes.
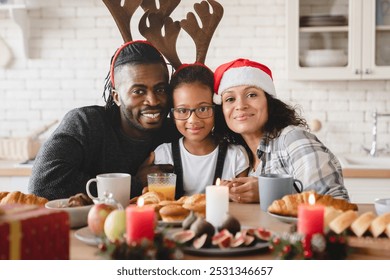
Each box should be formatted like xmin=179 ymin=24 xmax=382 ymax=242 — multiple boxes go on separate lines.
xmin=70 ymin=202 xmax=389 ymax=260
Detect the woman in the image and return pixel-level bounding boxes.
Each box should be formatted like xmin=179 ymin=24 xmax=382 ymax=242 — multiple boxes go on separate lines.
xmin=213 ymin=58 xmax=350 ymax=203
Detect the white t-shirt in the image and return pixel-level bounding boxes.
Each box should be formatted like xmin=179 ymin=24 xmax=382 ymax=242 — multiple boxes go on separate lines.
xmin=154 ymin=137 xmax=249 ymax=195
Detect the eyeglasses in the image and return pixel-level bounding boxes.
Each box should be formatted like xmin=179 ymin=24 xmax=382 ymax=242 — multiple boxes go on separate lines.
xmin=171 ymin=105 xmax=215 ymax=120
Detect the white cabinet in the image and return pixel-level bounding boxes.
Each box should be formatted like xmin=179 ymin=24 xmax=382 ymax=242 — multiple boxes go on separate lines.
xmin=287 ymin=0 xmax=390 ymax=80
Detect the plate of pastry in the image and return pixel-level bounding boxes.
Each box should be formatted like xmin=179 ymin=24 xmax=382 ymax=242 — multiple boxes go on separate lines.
xmin=74 ymin=226 xmax=103 ymax=246
xmin=267 ymin=211 xmax=297 ymax=224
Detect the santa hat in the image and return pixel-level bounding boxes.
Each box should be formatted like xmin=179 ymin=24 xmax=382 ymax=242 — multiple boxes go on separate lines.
xmin=213 ymin=58 xmax=276 ymax=104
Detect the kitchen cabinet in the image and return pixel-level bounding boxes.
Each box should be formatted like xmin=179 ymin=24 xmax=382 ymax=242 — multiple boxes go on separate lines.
xmin=344 ymin=178 xmax=390 ymax=203
xmin=287 ymin=0 xmax=390 ymax=80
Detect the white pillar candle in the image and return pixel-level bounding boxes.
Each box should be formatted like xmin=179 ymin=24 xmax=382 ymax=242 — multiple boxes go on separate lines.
xmin=206 ymin=181 xmax=229 ymax=229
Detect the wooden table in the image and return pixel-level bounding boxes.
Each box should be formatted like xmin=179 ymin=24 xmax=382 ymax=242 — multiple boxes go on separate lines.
xmin=70 ymin=202 xmax=389 ymax=260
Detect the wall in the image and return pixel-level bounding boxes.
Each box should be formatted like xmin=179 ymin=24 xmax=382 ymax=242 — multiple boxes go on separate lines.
xmin=0 ymin=0 xmax=389 ymax=157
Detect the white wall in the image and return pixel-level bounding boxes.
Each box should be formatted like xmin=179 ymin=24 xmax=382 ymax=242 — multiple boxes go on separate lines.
xmin=0 ymin=0 xmax=389 ymax=156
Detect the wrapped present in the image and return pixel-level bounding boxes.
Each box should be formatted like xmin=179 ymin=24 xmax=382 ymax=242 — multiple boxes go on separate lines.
xmin=0 ymin=204 xmax=70 ymax=260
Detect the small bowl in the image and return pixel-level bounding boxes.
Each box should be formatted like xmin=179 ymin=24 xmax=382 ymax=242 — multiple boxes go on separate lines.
xmin=374 ymin=198 xmax=390 ymax=216
xmin=45 ymin=198 xmax=92 ymax=229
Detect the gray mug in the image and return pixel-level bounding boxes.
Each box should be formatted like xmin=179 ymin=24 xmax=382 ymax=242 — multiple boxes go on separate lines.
xmin=258 ymin=173 xmax=303 ymax=212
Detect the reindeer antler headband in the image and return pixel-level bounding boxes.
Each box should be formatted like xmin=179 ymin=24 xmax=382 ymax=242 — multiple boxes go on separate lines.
xmin=102 ymin=0 xmax=224 ymax=71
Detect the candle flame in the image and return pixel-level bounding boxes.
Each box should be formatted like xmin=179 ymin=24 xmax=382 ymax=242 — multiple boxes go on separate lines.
xmin=137 ymin=197 xmax=145 ymax=207
xmin=308 ymin=193 xmax=316 ymax=205
xmin=216 ymin=178 xmax=221 ymax=186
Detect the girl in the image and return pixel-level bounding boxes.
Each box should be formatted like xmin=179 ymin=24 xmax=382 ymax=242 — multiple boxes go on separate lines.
xmin=153 ymin=63 xmax=249 ymax=198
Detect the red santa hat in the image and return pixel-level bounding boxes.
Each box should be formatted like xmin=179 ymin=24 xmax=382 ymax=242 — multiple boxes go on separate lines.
xmin=213 ymin=58 xmax=276 ymax=104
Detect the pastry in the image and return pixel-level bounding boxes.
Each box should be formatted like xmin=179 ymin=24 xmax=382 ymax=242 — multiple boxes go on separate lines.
xmin=328 ymin=210 xmax=358 ymax=234
xmin=324 ymin=206 xmax=343 ymax=228
xmin=182 ymin=193 xmax=206 ymax=218
xmin=350 ymin=211 xmax=376 ymax=237
xmin=267 ymin=191 xmax=358 ymax=217
xmin=0 ymin=192 xmax=9 ymax=201
xmin=369 ymin=212 xmax=390 ymax=238
xmin=0 ymin=191 xmax=48 ymax=206
xmin=386 ymin=224 xmax=390 ymax=238
xmin=158 ymin=200 xmax=183 ymax=207
xmin=67 ymin=193 xmax=93 ymax=207
xmin=138 ymin=191 xmax=165 ymax=205
xmin=159 ymin=204 xmax=189 ymax=222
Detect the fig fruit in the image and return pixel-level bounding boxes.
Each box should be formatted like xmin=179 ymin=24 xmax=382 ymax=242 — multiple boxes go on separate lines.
xmin=218 ymin=213 xmax=241 ymax=235
xmin=171 ymin=230 xmax=196 ymax=245
xmin=193 ymin=233 xmax=212 ymax=249
xmin=190 ymin=217 xmax=215 ymax=238
xmin=182 ymin=211 xmax=197 ymax=230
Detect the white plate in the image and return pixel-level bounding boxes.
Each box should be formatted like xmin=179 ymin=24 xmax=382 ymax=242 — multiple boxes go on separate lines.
xmin=182 ymin=242 xmax=269 ymax=256
xmin=74 ymin=226 xmax=102 ymax=246
xmin=267 ymin=212 xmax=297 ymax=224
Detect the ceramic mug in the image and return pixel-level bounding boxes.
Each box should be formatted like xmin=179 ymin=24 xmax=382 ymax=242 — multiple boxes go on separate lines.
xmin=86 ymin=173 xmax=131 ymax=208
xmin=258 ymin=173 xmax=303 ymax=212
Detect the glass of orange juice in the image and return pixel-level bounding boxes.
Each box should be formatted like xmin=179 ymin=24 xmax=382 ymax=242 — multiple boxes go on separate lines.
xmin=147 ymin=173 xmax=177 ymax=200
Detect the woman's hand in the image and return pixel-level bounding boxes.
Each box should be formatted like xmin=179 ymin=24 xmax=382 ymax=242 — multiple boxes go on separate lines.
xmin=225 ymin=176 xmax=259 ymax=203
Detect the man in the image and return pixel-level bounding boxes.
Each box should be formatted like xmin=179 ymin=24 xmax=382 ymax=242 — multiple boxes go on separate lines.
xmin=29 ymin=41 xmax=178 ymax=200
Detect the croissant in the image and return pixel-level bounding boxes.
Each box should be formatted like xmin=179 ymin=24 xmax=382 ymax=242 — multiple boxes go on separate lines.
xmin=267 ymin=191 xmax=358 ymax=217
xmin=0 ymin=191 xmax=48 ymax=207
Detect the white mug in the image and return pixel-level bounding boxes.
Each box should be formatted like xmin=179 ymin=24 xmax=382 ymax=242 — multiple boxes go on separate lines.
xmin=86 ymin=173 xmax=131 ymax=208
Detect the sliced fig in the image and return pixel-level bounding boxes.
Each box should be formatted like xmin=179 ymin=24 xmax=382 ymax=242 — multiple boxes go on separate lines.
xmin=212 ymin=229 xmax=233 ymax=248
xmin=254 ymin=227 xmax=272 ymax=242
xmin=244 ymin=235 xmax=256 ymax=246
xmin=182 ymin=211 xmax=197 ymax=230
xmin=171 ymin=230 xmax=195 ymax=244
xmin=217 ymin=213 xmax=241 ymax=235
xmin=190 ymin=217 xmax=215 ymax=238
xmin=193 ymin=233 xmax=212 ymax=249
xmin=230 ymin=235 xmax=245 ymax=248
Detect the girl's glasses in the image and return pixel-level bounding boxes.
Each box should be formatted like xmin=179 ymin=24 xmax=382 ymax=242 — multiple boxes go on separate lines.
xmin=171 ymin=105 xmax=215 ymax=120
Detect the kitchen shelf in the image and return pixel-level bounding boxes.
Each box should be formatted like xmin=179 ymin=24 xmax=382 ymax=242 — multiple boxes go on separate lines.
xmin=299 ymin=26 xmax=349 ymax=33
xmin=0 ymin=4 xmax=30 ymax=58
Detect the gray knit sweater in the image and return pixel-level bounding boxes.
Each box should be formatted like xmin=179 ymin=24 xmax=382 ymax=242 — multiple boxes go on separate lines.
xmin=28 ymin=106 xmax=176 ymax=200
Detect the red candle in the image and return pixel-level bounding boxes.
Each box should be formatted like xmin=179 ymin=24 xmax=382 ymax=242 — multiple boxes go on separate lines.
xmin=126 ymin=198 xmax=155 ymax=244
xmin=297 ymin=194 xmax=324 ymax=237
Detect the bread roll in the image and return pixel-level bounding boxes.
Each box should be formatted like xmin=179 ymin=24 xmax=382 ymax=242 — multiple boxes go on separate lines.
xmin=324 ymin=206 xmax=343 ymax=228
xmin=369 ymin=212 xmax=390 ymax=238
xmin=268 ymin=191 xmax=358 ymax=217
xmin=159 ymin=204 xmax=189 ymax=222
xmin=182 ymin=193 xmax=206 ymax=218
xmin=350 ymin=211 xmax=376 ymax=237
xmin=328 ymin=210 xmax=358 ymax=234
xmin=0 ymin=191 xmax=48 ymax=206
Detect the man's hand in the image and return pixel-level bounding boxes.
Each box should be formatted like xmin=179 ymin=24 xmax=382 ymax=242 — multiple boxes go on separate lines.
xmin=136 ymin=152 xmax=174 ymax=187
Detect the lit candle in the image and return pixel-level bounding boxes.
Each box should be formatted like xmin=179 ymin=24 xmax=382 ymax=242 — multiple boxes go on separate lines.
xmin=125 ymin=197 xmax=155 ymax=244
xmin=297 ymin=193 xmax=324 ymax=237
xmin=206 ymin=178 xmax=229 ymax=229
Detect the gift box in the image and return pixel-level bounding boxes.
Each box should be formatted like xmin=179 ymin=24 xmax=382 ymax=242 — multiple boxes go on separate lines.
xmin=0 ymin=204 xmax=70 ymax=260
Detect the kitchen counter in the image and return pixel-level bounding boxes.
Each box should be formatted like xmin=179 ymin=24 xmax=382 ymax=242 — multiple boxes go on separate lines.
xmin=0 ymin=160 xmax=32 ymax=177
xmin=343 ymin=168 xmax=390 ymax=178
